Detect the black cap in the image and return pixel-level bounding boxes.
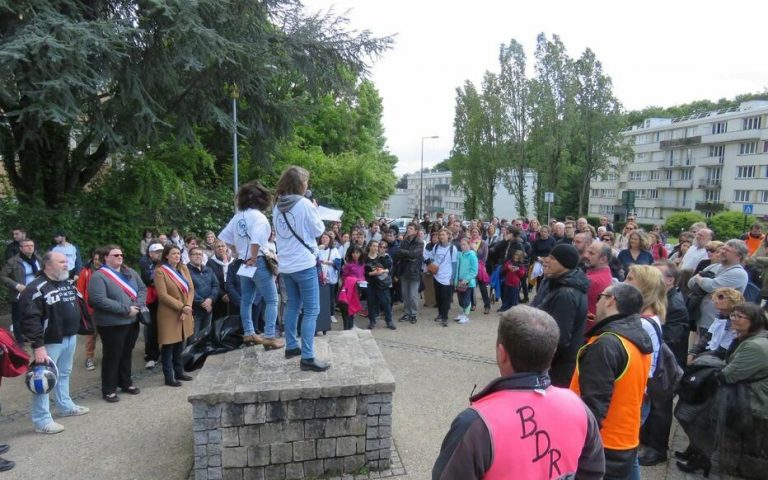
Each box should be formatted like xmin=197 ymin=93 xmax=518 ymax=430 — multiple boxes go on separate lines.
xmin=548 ymin=244 xmax=580 ymax=270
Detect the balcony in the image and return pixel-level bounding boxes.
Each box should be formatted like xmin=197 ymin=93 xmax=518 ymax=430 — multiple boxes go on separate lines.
xmin=434 ymin=183 xmax=450 ymax=190
xmin=659 ymin=136 xmax=702 ymax=149
xmin=701 ymin=129 xmax=762 ymax=144
xmin=659 ymin=159 xmax=695 ymax=169
xmin=660 ymin=180 xmax=694 ymax=189
xmin=696 ymin=155 xmax=725 ymax=167
xmin=698 ymin=179 xmax=721 ymax=189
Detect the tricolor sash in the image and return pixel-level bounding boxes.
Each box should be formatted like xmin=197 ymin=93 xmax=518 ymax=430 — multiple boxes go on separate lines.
xmin=100 ymin=267 xmax=138 ymax=301
xmin=160 ymin=264 xmax=190 ymax=296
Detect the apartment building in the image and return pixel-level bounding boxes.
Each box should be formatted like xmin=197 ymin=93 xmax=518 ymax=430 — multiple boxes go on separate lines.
xmin=589 ymin=100 xmax=768 ymax=224
xmin=390 ymin=170 xmax=535 ymax=220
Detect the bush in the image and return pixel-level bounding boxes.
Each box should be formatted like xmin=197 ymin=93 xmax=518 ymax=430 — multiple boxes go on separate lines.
xmin=709 ymin=211 xmax=755 ymax=241
xmin=664 ymin=212 xmax=706 ymax=237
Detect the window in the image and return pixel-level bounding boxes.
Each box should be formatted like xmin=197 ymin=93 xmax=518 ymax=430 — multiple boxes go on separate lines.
xmin=759 ymin=191 xmax=768 ymax=203
xmin=743 ymin=116 xmax=762 ymax=130
xmin=650 ymin=171 xmax=661 ymax=180
xmin=649 ymin=189 xmax=659 ymax=199
xmin=734 ymin=190 xmax=751 ymax=202
xmin=705 ymin=190 xmax=720 ymax=202
xmin=737 ymin=166 xmax=756 ymax=178
xmin=680 ymin=170 xmax=692 ymax=180
xmin=629 ymin=171 xmax=642 ymax=181
xmin=740 ymin=142 xmax=757 ymax=155
xmin=712 ymin=121 xmax=727 ymax=134
xmin=764 ymin=141 xmax=768 ymax=153
xmin=709 ymin=145 xmax=725 ymax=158
xmin=707 ymin=167 xmax=722 ymax=182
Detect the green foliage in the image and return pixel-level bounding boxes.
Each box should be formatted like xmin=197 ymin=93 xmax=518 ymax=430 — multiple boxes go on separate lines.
xmin=709 ymin=211 xmax=755 ymax=241
xmin=0 ymin=1 xmax=392 ymax=207
xmin=664 ymin=212 xmax=706 ymax=236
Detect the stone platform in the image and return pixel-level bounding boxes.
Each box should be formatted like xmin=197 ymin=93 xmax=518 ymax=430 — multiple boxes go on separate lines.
xmin=188 ymin=329 xmax=396 ymax=480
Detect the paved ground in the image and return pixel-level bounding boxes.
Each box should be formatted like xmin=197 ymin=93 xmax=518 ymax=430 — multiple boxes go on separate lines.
xmin=0 ymin=304 xmax=740 ymax=479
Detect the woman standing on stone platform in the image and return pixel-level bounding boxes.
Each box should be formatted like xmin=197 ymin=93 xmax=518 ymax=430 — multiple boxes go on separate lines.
xmin=273 ymin=166 xmax=330 ymax=372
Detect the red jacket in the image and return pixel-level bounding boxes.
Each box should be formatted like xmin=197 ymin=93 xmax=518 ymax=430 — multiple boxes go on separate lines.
xmin=0 ymin=327 xmax=30 ymax=383
xmin=503 ymin=261 xmax=526 ymax=287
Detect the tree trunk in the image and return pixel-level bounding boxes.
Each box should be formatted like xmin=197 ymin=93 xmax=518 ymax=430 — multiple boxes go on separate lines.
xmin=4 ymin=121 xmax=109 ymax=207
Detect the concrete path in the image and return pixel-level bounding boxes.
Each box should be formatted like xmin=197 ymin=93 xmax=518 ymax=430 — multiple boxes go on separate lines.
xmin=0 ymin=306 xmax=740 ymax=479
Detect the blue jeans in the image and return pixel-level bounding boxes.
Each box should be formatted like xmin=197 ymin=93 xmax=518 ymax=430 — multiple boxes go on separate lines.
xmin=31 ymin=335 xmax=79 ymax=428
xmin=240 ymin=256 xmax=278 ymax=338
xmin=282 ymin=266 xmax=319 ymax=360
xmin=501 ymin=285 xmax=520 ymax=311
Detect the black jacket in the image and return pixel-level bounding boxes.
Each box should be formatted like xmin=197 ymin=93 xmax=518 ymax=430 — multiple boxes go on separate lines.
xmin=188 ymin=264 xmax=220 ymax=312
xmin=537 ymin=268 xmax=590 ymax=386
xmin=394 ymin=235 xmax=424 ymax=279
xmin=432 ymin=373 xmax=605 ymax=480
xmin=578 ymin=313 xmax=654 ymax=426
xmin=20 ymin=274 xmax=90 ymax=349
xmin=665 ymin=288 xmax=690 ymax=366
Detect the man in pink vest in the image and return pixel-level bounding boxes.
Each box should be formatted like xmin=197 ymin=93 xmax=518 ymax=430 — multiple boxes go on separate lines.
xmin=432 ymin=305 xmax=605 ymax=479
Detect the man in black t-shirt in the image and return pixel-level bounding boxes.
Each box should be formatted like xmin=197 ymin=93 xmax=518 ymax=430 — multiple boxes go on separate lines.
xmin=20 ymin=252 xmax=91 ymax=434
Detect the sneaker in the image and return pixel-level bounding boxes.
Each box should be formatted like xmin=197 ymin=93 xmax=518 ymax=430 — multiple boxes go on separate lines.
xmin=59 ymin=405 xmax=90 ymax=417
xmin=386 ymin=323 xmax=397 ymax=330
xmin=330 ymin=315 xmax=338 ymax=323
xmin=145 ymin=360 xmax=156 ymax=370
xmin=85 ymin=358 xmax=95 ymax=370
xmin=0 ymin=457 xmax=15 ymax=472
xmin=35 ymin=422 xmax=64 ymax=434
xmin=454 ymin=315 xmax=462 ymax=322
xmin=458 ymin=315 xmax=469 ymax=324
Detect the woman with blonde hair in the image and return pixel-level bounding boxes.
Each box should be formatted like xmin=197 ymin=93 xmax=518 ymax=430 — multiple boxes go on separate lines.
xmin=624 ymin=264 xmax=668 ymax=480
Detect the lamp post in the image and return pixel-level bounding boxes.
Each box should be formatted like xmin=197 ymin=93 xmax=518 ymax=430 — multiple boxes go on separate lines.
xmin=231 ymin=84 xmax=240 ymax=198
xmin=420 ymin=135 xmax=439 ymax=219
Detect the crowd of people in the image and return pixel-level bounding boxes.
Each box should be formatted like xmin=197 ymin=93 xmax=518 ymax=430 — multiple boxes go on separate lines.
xmin=2 ymin=169 xmax=768 ymax=476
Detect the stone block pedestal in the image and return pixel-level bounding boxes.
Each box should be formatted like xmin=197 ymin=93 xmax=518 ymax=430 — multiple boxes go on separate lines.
xmin=188 ymin=329 xmax=395 ymax=480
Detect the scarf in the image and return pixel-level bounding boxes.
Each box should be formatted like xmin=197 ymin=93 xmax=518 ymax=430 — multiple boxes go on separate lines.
xmin=20 ymin=253 xmax=40 ymax=275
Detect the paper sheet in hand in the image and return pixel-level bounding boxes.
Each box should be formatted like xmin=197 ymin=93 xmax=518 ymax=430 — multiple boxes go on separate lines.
xmin=237 ymin=264 xmax=257 ymax=278
xmin=317 ymin=206 xmax=343 ymax=222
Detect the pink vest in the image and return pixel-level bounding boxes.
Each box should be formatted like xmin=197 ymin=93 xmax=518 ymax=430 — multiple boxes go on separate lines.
xmin=471 ymin=386 xmax=589 ymax=480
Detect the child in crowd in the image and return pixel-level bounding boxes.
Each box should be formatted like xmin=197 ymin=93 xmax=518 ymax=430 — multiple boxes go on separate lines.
xmin=364 ymin=240 xmax=395 ymax=330
xmin=453 ymin=238 xmax=478 ymax=324
xmin=501 ymin=249 xmax=526 ymax=311
xmin=337 ymin=245 xmax=365 ymax=330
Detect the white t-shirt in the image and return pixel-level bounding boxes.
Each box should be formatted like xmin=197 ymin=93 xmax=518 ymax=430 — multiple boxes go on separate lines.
xmin=319 ymin=246 xmax=341 ymax=284
xmin=218 ymin=208 xmax=270 ymax=261
xmin=680 ymin=244 xmax=708 ymax=271
xmin=273 ymin=198 xmax=325 ymax=274
xmin=427 ymin=243 xmax=456 ymax=286
xmin=640 ymin=315 xmax=662 ymax=377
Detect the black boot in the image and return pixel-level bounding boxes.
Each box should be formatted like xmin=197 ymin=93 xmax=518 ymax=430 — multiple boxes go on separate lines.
xmin=673 ymin=445 xmax=693 ymax=461
xmin=0 ymin=457 xmax=15 ymax=472
xmin=676 ymin=451 xmax=711 ymax=478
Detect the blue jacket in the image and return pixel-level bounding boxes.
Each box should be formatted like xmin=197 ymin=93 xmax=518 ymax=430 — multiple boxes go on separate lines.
xmin=453 ymin=250 xmax=478 ymax=289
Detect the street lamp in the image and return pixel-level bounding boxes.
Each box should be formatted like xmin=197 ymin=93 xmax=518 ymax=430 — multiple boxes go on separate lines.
xmin=420 ymin=135 xmax=439 ymax=219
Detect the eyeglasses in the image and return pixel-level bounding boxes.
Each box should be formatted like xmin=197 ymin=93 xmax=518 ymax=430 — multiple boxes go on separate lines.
xmin=598 ymin=293 xmax=613 ymax=300
xmin=108 ymin=253 xmax=124 ymax=258
xmin=729 ymin=312 xmax=749 ymax=320
xmin=190 ymin=253 xmax=203 ymax=256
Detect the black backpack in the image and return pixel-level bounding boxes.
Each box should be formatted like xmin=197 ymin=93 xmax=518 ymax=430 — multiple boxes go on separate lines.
xmin=644 ymin=318 xmax=684 ymax=402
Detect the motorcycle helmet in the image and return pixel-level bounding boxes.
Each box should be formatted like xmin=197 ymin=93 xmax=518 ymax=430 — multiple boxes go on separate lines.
xmin=25 ymin=358 xmax=58 ymax=395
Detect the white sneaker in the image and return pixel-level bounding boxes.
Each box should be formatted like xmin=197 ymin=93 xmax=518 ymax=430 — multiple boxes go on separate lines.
xmin=330 ymin=316 xmax=338 ymax=323
xmin=35 ymin=422 xmax=65 ymax=434
xmin=458 ymin=315 xmax=469 ymax=324
xmin=59 ymin=405 xmax=90 ymax=417
xmin=454 ymin=315 xmax=462 ymax=322
xmin=145 ymin=360 xmax=156 ymax=370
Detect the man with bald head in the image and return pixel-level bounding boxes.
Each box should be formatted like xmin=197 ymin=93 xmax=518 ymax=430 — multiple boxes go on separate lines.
xmin=20 ymin=252 xmax=91 ymax=434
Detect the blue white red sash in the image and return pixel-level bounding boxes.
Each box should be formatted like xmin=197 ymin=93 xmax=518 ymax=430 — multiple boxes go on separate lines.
xmin=100 ymin=267 xmax=138 ymax=301
xmin=160 ymin=264 xmax=189 ymax=296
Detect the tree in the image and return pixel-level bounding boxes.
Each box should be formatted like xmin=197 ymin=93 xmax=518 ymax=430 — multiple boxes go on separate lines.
xmin=450 ymin=74 xmax=509 ymax=220
xmin=528 ymin=34 xmax=576 ymax=218
xmin=664 ymin=212 xmax=706 ymax=236
xmin=709 ymin=211 xmax=755 ymax=241
xmin=0 ymin=1 xmax=391 ymax=207
xmin=395 ymin=175 xmax=408 ymax=189
xmin=498 ymin=39 xmax=531 ymax=218
xmin=565 ymin=48 xmax=629 ymax=215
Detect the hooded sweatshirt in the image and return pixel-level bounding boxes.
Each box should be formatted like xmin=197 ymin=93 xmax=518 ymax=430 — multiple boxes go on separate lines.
xmin=537 ymin=268 xmax=590 ymax=387
xmin=273 ymin=195 xmax=325 ymax=274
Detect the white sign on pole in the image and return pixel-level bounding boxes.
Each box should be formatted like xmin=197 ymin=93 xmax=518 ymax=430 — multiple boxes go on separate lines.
xmin=544 ymin=192 xmax=555 ymax=203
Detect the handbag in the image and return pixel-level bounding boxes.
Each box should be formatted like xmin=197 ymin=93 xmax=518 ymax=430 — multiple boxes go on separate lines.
xmin=427 ymin=262 xmax=439 ymax=275
xmin=77 ymin=297 xmax=95 ymax=335
xmin=476 ymin=260 xmax=490 ymax=284
xmin=264 ymin=251 xmax=279 ymax=276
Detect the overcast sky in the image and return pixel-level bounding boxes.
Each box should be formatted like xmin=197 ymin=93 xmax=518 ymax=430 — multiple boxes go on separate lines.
xmin=303 ymin=0 xmax=767 ymax=176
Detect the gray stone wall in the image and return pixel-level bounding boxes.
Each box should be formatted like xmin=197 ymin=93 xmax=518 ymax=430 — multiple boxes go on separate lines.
xmin=189 ymin=331 xmax=395 ymax=480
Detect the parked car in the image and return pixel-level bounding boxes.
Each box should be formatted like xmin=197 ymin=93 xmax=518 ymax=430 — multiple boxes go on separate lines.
xmin=389 ymin=217 xmax=412 ymax=235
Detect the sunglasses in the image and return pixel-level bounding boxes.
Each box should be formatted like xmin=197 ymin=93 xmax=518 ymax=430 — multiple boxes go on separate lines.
xmin=109 ymin=253 xmax=124 ymax=258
